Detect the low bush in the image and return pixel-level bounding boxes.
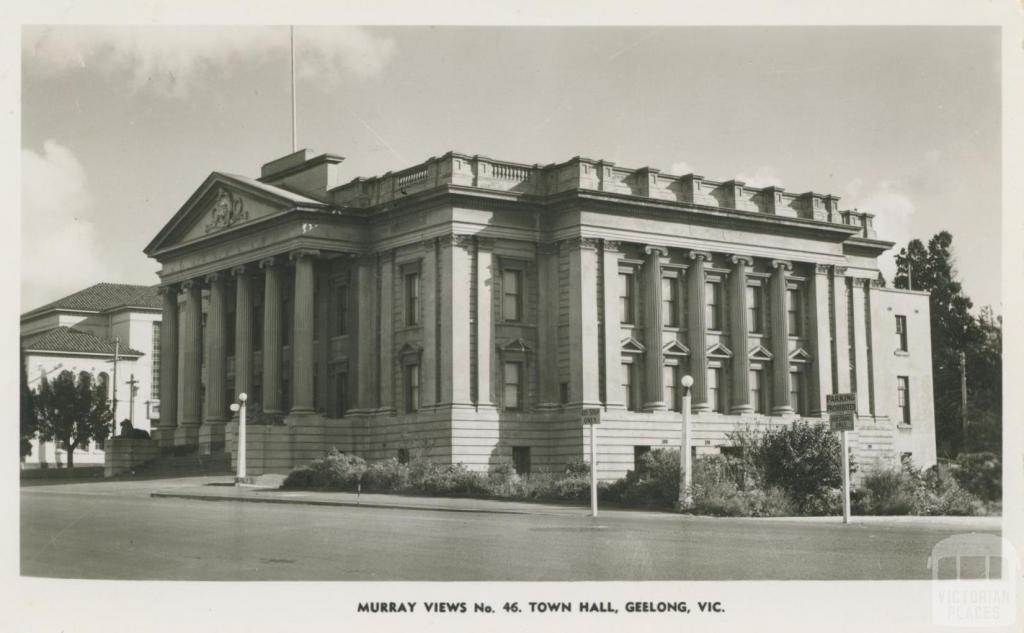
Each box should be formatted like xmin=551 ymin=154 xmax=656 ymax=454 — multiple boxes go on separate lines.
xmin=853 ymin=463 xmax=983 ymax=516
xmin=951 ymin=452 xmax=1001 ymax=502
xmin=757 ymin=421 xmax=843 ymax=513
xmin=601 ymin=449 xmax=680 ymax=509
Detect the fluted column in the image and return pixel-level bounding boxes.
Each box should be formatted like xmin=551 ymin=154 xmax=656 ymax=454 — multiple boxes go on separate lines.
xmin=642 ymin=245 xmax=668 ymax=411
xmin=260 ymin=257 xmax=283 ymax=413
xmin=568 ymin=237 xmax=601 ymax=407
xmin=686 ymin=251 xmax=712 ymax=412
xmin=157 ymin=285 xmax=179 ymax=447
xmin=770 ymin=260 xmax=793 ymax=415
xmin=809 ymin=264 xmax=834 ymax=415
xmin=536 ymin=242 xmax=561 ymax=408
xmin=729 ymin=255 xmax=753 ymax=414
xmin=176 ymin=279 xmax=203 ymax=446
xmin=600 ymin=240 xmax=624 ymax=409
xmin=232 ymin=265 xmax=253 ymax=408
xmin=378 ymin=250 xmax=395 ymax=413
xmin=290 ymin=249 xmax=318 ymax=414
xmin=832 ymin=267 xmax=852 ymax=394
xmin=203 ymin=273 xmax=227 ymax=422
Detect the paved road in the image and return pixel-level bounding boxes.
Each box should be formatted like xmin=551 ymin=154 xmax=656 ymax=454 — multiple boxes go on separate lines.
xmin=20 ymin=478 xmax=998 ymax=581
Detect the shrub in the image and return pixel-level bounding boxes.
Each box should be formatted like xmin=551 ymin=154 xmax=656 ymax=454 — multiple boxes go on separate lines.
xmin=362 ymin=458 xmax=410 ymax=492
xmin=951 ymin=452 xmax=1001 ymax=502
xmin=853 ymin=463 xmax=984 ymax=516
xmin=601 ymin=448 xmax=680 ymax=509
xmin=281 ymin=448 xmax=366 ymax=491
xmin=758 ymin=421 xmax=843 ymax=513
xmin=408 ymin=462 xmax=490 ymax=497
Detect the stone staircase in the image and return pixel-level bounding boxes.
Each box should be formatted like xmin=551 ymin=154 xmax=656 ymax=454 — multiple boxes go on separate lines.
xmin=130 ymin=451 xmax=232 ymax=478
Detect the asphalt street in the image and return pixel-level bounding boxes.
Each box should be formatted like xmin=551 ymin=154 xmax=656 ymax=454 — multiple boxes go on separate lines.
xmin=20 ymin=478 xmax=999 ymax=581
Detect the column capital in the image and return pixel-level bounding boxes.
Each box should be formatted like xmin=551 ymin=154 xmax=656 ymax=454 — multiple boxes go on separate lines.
xmin=536 ymin=241 xmax=559 ymax=255
xmin=204 ymin=271 xmax=223 ymax=284
xmin=158 ymin=284 xmax=179 ymax=297
xmin=643 ymin=244 xmax=669 ymax=258
xmin=730 ymin=254 xmax=754 ymax=267
xmin=258 ymin=256 xmax=277 ymax=269
xmin=814 ymin=263 xmax=832 ymax=275
xmin=564 ymin=237 xmax=601 ymax=251
xmin=439 ymin=233 xmax=474 ymax=249
xmin=869 ymin=277 xmax=884 ymax=288
xmin=688 ymin=250 xmax=713 ymax=262
xmin=602 ymin=239 xmax=623 ymax=253
xmin=180 ymin=278 xmax=203 ymax=292
xmin=835 ymin=265 xmax=848 ymax=276
xmin=771 ymin=259 xmax=793 ymax=272
xmin=289 ymin=248 xmax=321 ymax=261
xmin=230 ymin=264 xmax=249 ymax=277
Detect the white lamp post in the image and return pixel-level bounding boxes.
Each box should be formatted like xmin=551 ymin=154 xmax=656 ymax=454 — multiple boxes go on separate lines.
xmin=230 ymin=392 xmax=248 ymax=485
xmin=678 ymin=375 xmax=694 ymax=510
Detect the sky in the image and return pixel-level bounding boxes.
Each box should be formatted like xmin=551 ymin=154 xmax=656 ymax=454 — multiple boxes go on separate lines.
xmin=20 ymin=25 xmax=1002 ymax=313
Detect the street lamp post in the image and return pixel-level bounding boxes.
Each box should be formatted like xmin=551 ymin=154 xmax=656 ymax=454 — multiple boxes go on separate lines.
xmin=229 ymin=393 xmax=248 ymax=485
xmin=678 ymin=374 xmax=694 ymax=510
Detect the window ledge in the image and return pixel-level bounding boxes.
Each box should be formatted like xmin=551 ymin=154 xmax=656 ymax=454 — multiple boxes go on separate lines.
xmin=897 ymin=423 xmax=913 ymax=430
xmin=894 ymin=350 xmax=910 ymax=357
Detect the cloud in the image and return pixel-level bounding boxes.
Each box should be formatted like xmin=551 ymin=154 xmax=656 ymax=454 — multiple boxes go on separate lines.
xmin=23 ymin=26 xmax=395 ymax=97
xmin=843 ymin=179 xmax=916 ymax=283
xmin=669 ymin=161 xmax=693 ymax=175
xmin=21 ymin=140 xmax=107 ymax=311
xmin=735 ymin=166 xmax=784 ymax=189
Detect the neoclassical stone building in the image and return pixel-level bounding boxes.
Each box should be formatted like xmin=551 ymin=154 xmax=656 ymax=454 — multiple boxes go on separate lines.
xmin=145 ymin=149 xmax=936 ymax=478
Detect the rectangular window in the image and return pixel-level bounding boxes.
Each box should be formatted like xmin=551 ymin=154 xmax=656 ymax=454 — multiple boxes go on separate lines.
xmin=502 ymin=268 xmax=523 ymax=322
xmin=334 ymin=372 xmax=348 ymax=418
xmin=559 ymin=382 xmax=569 ymax=404
xmin=335 ymin=285 xmax=349 ymax=336
xmin=663 ymin=365 xmax=679 ymax=411
xmin=708 ymin=367 xmax=721 ymax=412
xmin=634 ymin=446 xmax=652 ymax=473
xmin=397 ymin=448 xmax=410 ymax=464
xmin=706 ymin=281 xmax=722 ymax=330
xmin=404 ymin=363 xmax=420 ymax=412
xmin=747 ymin=286 xmax=763 ymax=334
xmin=895 ymin=315 xmax=908 ymax=352
xmin=897 ymin=376 xmax=910 ymax=425
xmin=404 ymin=272 xmax=420 ymax=326
xmin=619 ymin=273 xmax=634 ymax=324
xmin=787 ymin=288 xmax=802 ymax=336
xmin=503 ymin=361 xmax=523 ymax=410
xmin=151 ymin=322 xmax=161 ymax=399
xmin=512 ymin=446 xmax=531 ymax=476
xmin=790 ymin=371 xmax=804 ymax=415
xmin=749 ymin=369 xmax=763 ymax=413
xmin=661 ymin=277 xmax=678 ymax=327
xmin=621 ymin=362 xmax=635 ymax=411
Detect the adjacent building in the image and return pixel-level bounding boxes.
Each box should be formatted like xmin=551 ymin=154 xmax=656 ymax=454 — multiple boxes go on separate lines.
xmin=21 ymin=283 xmax=162 ymax=466
xmin=144 ymin=149 xmax=936 ymax=479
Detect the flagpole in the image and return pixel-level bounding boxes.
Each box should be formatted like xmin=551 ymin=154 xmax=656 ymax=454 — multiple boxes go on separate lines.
xmin=291 ymin=25 xmax=297 ymax=152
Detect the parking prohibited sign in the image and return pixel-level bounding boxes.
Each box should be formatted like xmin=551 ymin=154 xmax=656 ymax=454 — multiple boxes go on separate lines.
xmin=827 ymin=393 xmax=857 ymax=432
xmin=581 ymin=408 xmax=601 ymax=425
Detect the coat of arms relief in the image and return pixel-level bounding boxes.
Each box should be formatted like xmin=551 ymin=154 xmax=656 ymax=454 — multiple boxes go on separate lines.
xmin=204 ymin=189 xmax=248 ymax=233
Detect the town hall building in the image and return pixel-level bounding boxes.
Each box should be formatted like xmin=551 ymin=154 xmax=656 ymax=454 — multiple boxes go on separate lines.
xmin=143 ymin=149 xmax=936 ymax=479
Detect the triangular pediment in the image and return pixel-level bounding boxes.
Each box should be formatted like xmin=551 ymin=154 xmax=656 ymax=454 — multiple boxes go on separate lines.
xmin=707 ymin=342 xmax=733 ymax=358
xmin=499 ymin=338 xmax=532 ymax=353
xmin=789 ymin=347 xmax=813 ymax=363
xmin=662 ymin=340 xmax=690 ymax=356
xmin=145 ymin=172 xmax=328 ymax=255
xmin=621 ymin=336 xmax=646 ymax=354
xmin=748 ymin=344 xmax=774 ymax=361
xmin=398 ymin=342 xmax=423 ymax=358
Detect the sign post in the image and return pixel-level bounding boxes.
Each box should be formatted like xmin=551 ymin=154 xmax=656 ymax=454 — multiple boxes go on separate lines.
xmin=230 ymin=393 xmax=248 ymax=485
xmin=582 ymin=407 xmax=601 ymax=517
xmin=827 ymin=393 xmax=857 ymax=524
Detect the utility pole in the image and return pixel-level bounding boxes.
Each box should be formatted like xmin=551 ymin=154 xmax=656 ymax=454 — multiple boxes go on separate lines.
xmin=126 ymin=374 xmax=139 ymax=424
xmin=960 ymin=349 xmax=968 ymax=451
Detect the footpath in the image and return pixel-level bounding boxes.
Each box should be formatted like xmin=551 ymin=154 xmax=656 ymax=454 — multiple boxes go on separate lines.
xmin=149 ymin=476 xmax=1002 ymax=530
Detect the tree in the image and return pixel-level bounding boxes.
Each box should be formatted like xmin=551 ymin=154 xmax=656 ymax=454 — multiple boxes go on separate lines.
xmin=893 ymin=231 xmax=995 ymax=456
xmin=34 ymin=370 xmax=112 ymax=468
xmin=20 ymin=348 xmax=37 ymax=458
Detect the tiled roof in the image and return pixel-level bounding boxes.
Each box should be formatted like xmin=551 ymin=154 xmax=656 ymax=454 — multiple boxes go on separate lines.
xmin=22 ymin=326 xmax=144 ymax=357
xmin=22 ymin=283 xmax=161 ymax=319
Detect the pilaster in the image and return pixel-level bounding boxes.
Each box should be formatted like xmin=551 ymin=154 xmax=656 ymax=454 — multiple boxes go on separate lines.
xmin=568 ymin=237 xmax=601 ymax=407
xmin=156 ymin=284 xmax=179 ymax=447
xmin=832 ymin=266 xmax=852 ymax=394
xmin=378 ymin=250 xmax=395 ymax=413
xmin=352 ymin=253 xmax=379 ymax=413
xmin=851 ymin=277 xmax=873 ymax=416
xmin=260 ymin=257 xmax=283 ymax=414
xmin=475 ymin=237 xmax=495 ymax=409
xmin=810 ymin=264 xmax=834 ymax=415
xmin=536 ymin=242 xmax=561 ymax=408
xmin=600 ymin=240 xmax=624 ymax=409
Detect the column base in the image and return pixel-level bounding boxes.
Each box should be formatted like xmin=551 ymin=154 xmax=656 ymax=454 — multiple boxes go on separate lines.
xmin=643 ymin=401 xmax=668 ymax=412
xmin=730 ymin=404 xmax=754 ymax=415
xmin=692 ymin=402 xmax=712 ymax=413
xmin=199 ymin=419 xmax=227 ymax=455
xmin=152 ymin=426 xmax=177 ymax=448
xmin=174 ymin=424 xmax=200 ymax=448
xmin=771 ymin=406 xmax=795 ymax=416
